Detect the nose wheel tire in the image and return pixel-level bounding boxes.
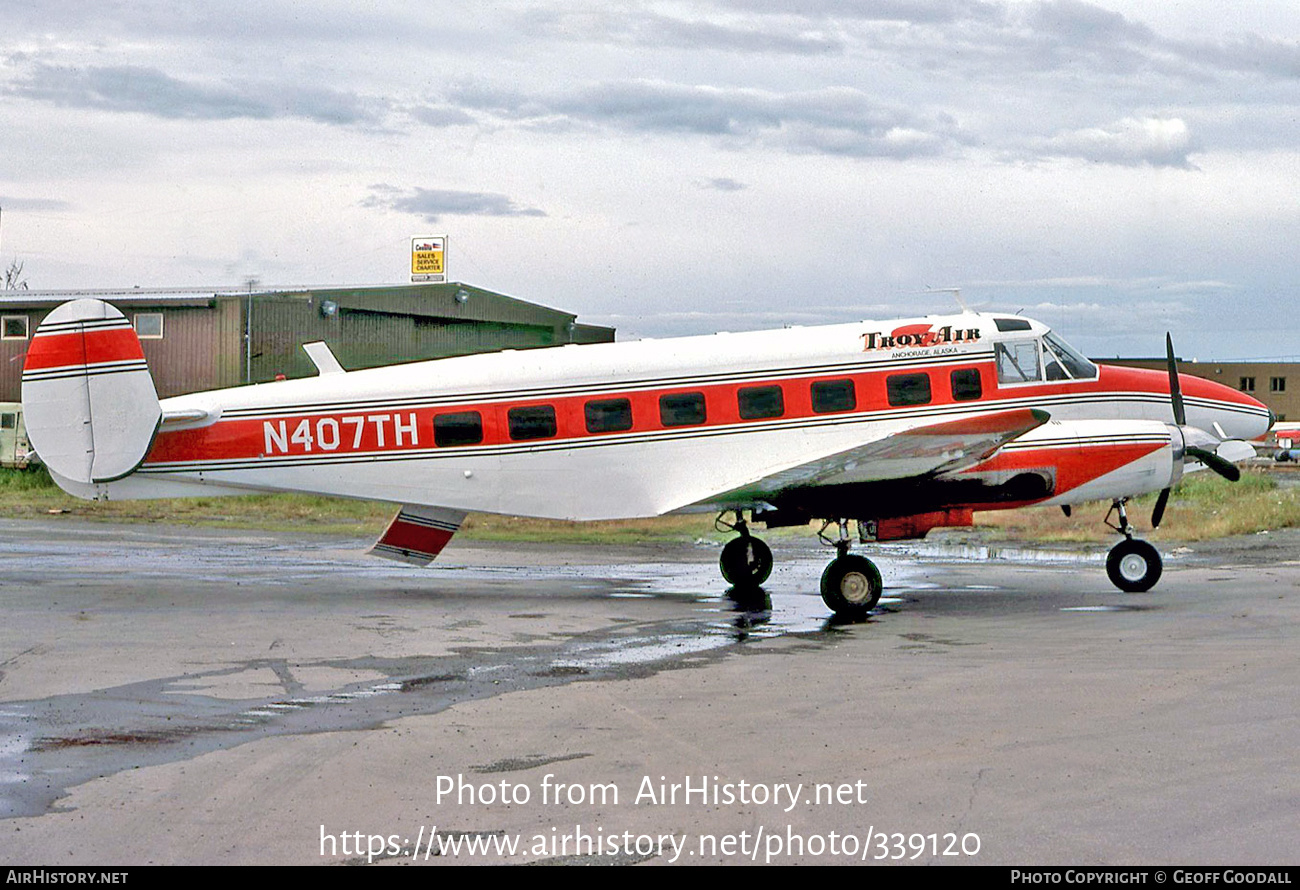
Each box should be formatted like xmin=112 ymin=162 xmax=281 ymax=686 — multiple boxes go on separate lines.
xmin=1106 ymin=538 xmax=1163 ymax=593
xmin=820 ymin=554 xmax=883 ymax=619
xmin=720 ymin=535 xmax=773 ymax=587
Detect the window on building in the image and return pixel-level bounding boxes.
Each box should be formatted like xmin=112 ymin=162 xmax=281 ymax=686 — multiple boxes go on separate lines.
xmin=433 ymin=412 xmax=483 ymax=447
xmin=508 ymin=405 xmax=557 ymax=440
xmin=2 ymin=316 xmax=28 ymax=340
xmin=1240 ymin=377 xmax=1256 ymax=393
xmin=1 ymin=413 xmax=14 ymax=430
xmin=810 ymin=379 xmax=856 ymax=413
xmin=737 ymin=385 xmax=784 ymax=420
xmin=886 ymin=373 xmax=932 ymax=407
xmin=133 ymin=313 xmax=164 ymax=339
xmin=584 ymin=398 xmax=633 ymax=433
xmin=659 ymin=392 xmax=707 ymax=427
xmin=951 ymin=368 xmax=983 ymax=401
xmin=1271 ymin=377 xmax=1286 ymax=393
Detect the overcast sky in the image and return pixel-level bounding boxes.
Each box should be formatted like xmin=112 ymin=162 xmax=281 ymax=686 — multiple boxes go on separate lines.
xmin=1 ymin=0 xmax=1297 ymax=359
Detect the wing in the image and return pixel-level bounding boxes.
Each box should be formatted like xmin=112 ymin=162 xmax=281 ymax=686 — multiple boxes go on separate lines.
xmin=693 ymin=407 xmax=1050 ymax=508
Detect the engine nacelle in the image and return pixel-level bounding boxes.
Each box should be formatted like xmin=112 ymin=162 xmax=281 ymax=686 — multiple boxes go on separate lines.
xmin=958 ymin=419 xmax=1182 ymax=508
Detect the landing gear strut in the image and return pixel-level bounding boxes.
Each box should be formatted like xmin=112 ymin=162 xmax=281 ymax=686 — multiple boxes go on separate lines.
xmin=1103 ymin=498 xmax=1163 ymax=593
xmin=717 ymin=512 xmax=773 ymax=587
xmin=818 ymin=520 xmax=883 ymax=619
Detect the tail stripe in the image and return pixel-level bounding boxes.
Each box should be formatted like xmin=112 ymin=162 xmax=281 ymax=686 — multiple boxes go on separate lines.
xmin=23 ymin=360 xmax=151 ymax=383
xmin=23 ymin=326 xmax=146 ymax=372
xmin=21 ymin=298 xmax=160 ymax=485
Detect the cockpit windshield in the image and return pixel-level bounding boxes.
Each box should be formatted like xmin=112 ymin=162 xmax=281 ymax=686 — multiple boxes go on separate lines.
xmin=1042 ymin=331 xmax=1098 ymax=380
xmin=996 ymin=331 xmax=1098 ymax=385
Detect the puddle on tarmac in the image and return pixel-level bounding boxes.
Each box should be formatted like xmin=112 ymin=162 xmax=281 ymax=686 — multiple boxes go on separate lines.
xmin=1060 ymin=605 xmax=1154 ymax=613
xmin=0 ymin=522 xmax=1131 ymax=821
xmin=0 ymin=552 xmax=884 ymax=821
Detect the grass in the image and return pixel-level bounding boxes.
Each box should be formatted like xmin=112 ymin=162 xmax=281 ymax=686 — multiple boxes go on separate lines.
xmin=976 ymin=467 xmax=1300 ymax=542
xmin=3 ymin=465 xmax=1298 ymax=544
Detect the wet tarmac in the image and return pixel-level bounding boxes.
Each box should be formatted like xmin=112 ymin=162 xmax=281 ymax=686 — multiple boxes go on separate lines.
xmin=1 ymin=518 xmax=1298 ymax=864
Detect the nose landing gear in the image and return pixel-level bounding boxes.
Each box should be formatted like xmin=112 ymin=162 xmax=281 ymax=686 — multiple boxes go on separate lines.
xmin=1103 ymin=498 xmax=1163 ymax=593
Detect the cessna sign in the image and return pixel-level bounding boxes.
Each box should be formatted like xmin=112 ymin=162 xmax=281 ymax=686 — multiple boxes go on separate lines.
xmin=411 ymin=236 xmax=447 ymax=283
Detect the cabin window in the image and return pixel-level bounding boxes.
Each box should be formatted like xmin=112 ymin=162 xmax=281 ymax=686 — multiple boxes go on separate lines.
xmin=434 ymin=411 xmax=483 ymax=447
xmin=659 ymin=392 xmax=707 ymax=427
xmin=994 ymin=317 xmax=1033 ymax=332
xmin=133 ymin=313 xmax=164 ymax=339
xmin=995 ymin=341 xmax=1041 ymax=384
xmin=508 ymin=405 xmax=557 ymax=440
xmin=737 ymin=385 xmax=784 ymax=420
xmin=1 ymin=316 xmax=28 ymax=340
xmin=951 ymin=368 xmax=982 ymax=401
xmin=584 ymin=398 xmax=633 ymax=433
xmin=811 ymin=379 xmax=856 ymax=413
xmin=1 ymin=413 xmax=14 ymax=430
xmin=887 ymin=373 xmax=931 ymax=407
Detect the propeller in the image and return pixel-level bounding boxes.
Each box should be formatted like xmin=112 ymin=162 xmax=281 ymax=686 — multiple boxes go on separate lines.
xmin=1152 ymin=333 xmax=1242 ymax=528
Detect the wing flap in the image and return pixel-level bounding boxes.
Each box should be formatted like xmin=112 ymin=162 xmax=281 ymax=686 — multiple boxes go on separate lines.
xmin=700 ymin=408 xmax=1050 ymax=506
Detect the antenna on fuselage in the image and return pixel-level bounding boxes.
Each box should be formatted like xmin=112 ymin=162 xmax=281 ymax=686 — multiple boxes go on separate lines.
xmin=923 ymin=286 xmax=966 ymax=312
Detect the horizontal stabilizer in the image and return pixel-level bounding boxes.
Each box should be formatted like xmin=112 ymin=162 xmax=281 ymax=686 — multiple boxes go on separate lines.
xmin=302 ymin=341 xmax=346 ymax=376
xmin=21 ymin=299 xmax=161 ymax=484
xmin=370 ymin=505 xmax=467 ymax=566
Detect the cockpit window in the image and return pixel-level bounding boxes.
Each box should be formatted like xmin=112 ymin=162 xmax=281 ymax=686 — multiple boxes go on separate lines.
xmin=996 ymin=341 xmax=1041 ymax=384
xmin=1042 ymin=332 xmax=1098 ymax=380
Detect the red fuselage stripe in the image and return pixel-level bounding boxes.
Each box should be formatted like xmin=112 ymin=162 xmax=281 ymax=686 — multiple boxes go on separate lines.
xmin=142 ymin=361 xmax=1263 ymax=467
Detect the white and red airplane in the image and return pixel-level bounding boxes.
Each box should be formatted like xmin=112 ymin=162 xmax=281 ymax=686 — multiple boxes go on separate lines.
xmin=21 ymin=298 xmax=1272 ymax=618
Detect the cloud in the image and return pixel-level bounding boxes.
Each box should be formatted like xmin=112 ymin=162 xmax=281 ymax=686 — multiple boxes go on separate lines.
xmin=524 ymin=7 xmax=844 ymax=55
xmin=698 ymin=177 xmax=747 ymax=191
xmin=1034 ymin=116 xmax=1197 ymax=168
xmin=364 ymin=186 xmax=547 ymax=223
xmin=0 ymin=196 xmax=73 ymax=212
xmin=6 ymin=63 xmax=388 ymax=126
xmin=448 ymin=79 xmax=966 ymax=159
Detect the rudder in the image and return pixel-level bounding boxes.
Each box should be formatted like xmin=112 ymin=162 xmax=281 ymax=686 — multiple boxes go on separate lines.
xmin=21 ymin=299 xmax=161 ymax=484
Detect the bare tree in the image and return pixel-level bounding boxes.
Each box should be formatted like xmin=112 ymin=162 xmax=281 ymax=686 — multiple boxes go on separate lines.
xmin=3 ymin=258 xmax=27 ymax=290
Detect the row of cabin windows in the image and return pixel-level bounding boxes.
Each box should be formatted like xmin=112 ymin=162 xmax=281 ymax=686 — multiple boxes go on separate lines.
xmin=430 ymin=369 xmax=984 ymax=446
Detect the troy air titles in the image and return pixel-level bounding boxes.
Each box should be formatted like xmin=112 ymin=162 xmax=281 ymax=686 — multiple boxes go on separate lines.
xmin=861 ymin=325 xmax=982 ymax=352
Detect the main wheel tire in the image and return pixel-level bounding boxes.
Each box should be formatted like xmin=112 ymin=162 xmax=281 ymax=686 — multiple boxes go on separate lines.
xmin=719 ymin=535 xmax=773 ymax=587
xmin=820 ymin=554 xmax=883 ymax=618
xmin=1106 ymin=538 xmax=1163 ymax=593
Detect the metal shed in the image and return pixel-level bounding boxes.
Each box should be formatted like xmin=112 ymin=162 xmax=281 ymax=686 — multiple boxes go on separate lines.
xmin=1 ymin=283 xmax=614 ymax=400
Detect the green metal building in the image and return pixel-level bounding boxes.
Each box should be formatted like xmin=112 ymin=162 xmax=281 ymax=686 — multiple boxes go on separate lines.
xmin=1 ymin=282 xmax=614 ymax=400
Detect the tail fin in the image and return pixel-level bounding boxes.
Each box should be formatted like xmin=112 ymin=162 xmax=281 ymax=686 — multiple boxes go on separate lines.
xmin=20 ymin=299 xmax=161 ymax=484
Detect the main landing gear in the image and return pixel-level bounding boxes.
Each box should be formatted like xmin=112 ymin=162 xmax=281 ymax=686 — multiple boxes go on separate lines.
xmin=817 ymin=520 xmax=883 ymax=620
xmin=716 ymin=512 xmax=773 ymax=587
xmin=1103 ymin=498 xmax=1163 ymax=593
xmin=716 ymin=512 xmax=883 ymax=620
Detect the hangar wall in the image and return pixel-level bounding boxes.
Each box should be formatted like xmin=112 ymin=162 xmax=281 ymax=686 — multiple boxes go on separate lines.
xmin=0 ymin=283 xmax=614 ymax=400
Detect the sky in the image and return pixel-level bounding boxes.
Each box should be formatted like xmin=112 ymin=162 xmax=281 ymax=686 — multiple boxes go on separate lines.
xmin=1 ymin=0 xmax=1297 ymax=360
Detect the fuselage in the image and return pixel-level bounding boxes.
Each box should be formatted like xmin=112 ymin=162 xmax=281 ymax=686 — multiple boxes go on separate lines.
xmin=110 ymin=311 xmax=1271 ymax=521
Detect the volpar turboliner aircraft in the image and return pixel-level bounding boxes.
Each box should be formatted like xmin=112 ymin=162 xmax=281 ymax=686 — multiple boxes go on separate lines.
xmin=20 ymin=298 xmax=1272 ymax=618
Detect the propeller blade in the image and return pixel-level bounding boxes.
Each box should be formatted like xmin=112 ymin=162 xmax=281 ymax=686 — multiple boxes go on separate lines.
xmin=1151 ymin=487 xmax=1170 ymax=529
xmin=1166 ymin=332 xmax=1186 ymax=427
xmin=1186 ymin=446 xmax=1241 ymax=482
